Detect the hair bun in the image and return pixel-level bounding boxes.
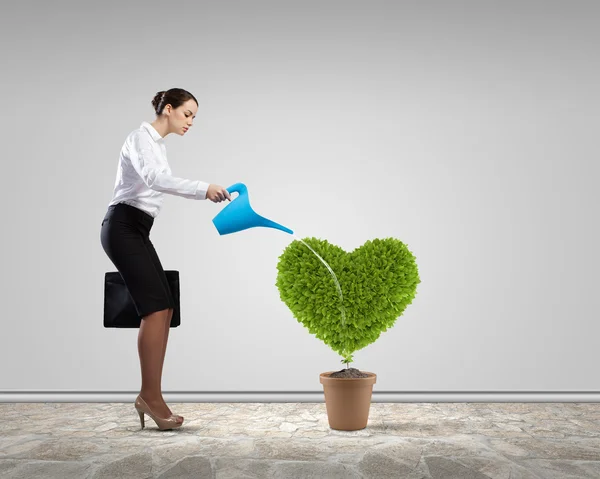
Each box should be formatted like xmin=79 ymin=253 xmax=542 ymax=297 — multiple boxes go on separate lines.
xmin=151 ymin=90 xmax=167 ymax=112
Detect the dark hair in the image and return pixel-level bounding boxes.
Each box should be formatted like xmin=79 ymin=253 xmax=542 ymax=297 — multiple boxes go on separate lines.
xmin=151 ymin=88 xmax=198 ymax=115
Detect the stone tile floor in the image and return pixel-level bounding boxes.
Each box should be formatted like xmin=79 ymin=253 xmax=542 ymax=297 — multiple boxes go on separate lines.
xmin=0 ymin=402 xmax=599 ymax=478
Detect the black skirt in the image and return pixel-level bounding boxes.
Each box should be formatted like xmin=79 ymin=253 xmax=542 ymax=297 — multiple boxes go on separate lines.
xmin=100 ymin=203 xmax=175 ymax=318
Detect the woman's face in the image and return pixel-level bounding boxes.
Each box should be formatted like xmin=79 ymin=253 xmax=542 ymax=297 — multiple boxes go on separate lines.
xmin=165 ymin=99 xmax=198 ymax=136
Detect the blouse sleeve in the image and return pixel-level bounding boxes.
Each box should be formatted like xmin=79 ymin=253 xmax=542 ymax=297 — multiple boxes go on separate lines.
xmin=129 ymin=131 xmax=209 ymax=200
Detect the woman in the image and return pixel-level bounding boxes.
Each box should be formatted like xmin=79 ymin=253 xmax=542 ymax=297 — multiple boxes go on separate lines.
xmin=100 ymin=88 xmax=231 ymax=430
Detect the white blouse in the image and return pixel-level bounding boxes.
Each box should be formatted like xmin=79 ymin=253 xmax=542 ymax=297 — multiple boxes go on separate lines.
xmin=108 ymin=121 xmax=209 ymax=218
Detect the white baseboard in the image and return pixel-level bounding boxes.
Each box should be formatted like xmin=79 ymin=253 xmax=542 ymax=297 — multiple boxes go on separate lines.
xmin=1 ymin=391 xmax=599 ymax=402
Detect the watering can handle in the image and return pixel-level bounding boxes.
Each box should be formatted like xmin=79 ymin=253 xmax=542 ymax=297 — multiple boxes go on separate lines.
xmin=225 ymin=182 xmax=248 ymax=198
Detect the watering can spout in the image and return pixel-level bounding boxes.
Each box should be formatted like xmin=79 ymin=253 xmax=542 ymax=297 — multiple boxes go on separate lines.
xmin=257 ymin=216 xmax=294 ymax=235
xmin=212 ymin=182 xmax=294 ymax=235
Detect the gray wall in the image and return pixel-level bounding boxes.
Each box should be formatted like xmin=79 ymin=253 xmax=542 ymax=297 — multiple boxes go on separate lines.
xmin=1 ymin=0 xmax=598 ymax=400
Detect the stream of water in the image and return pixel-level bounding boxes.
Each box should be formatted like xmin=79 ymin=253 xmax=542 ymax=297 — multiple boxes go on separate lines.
xmin=291 ymin=233 xmax=348 ymax=359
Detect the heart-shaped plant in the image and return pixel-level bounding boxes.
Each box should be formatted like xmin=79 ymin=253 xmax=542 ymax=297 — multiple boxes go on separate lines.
xmin=276 ymin=237 xmax=420 ymax=367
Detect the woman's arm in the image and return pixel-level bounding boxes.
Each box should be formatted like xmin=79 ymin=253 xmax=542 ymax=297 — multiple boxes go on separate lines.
xmin=129 ymin=131 xmax=209 ymax=200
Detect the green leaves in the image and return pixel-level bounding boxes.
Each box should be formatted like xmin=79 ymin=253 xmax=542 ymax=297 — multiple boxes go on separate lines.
xmin=276 ymin=237 xmax=421 ymax=364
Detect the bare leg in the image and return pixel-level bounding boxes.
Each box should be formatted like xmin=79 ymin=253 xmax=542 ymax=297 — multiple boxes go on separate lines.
xmin=158 ymin=308 xmax=174 ymax=415
xmin=160 ymin=309 xmax=183 ymax=423
xmin=138 ymin=309 xmax=172 ymax=419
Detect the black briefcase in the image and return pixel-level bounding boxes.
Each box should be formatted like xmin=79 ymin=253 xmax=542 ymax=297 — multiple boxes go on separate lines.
xmin=103 ymin=270 xmax=181 ymax=328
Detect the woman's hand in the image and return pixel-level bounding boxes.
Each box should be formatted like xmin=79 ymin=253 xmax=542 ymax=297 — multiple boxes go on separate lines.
xmin=206 ymin=184 xmax=232 ymax=203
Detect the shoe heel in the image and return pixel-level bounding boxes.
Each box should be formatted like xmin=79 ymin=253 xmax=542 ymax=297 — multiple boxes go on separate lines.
xmin=137 ymin=408 xmax=145 ymax=429
xmin=134 ymin=394 xmax=182 ymax=431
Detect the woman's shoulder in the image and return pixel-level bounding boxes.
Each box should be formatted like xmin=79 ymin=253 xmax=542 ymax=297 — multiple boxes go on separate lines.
xmin=123 ymin=124 xmax=154 ymax=147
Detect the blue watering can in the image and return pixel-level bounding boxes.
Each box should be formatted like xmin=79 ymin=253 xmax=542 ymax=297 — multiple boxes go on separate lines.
xmin=212 ymin=182 xmax=294 ymax=235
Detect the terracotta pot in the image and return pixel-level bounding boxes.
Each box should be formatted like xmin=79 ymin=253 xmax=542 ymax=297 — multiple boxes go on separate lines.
xmin=319 ymin=371 xmax=377 ymax=431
